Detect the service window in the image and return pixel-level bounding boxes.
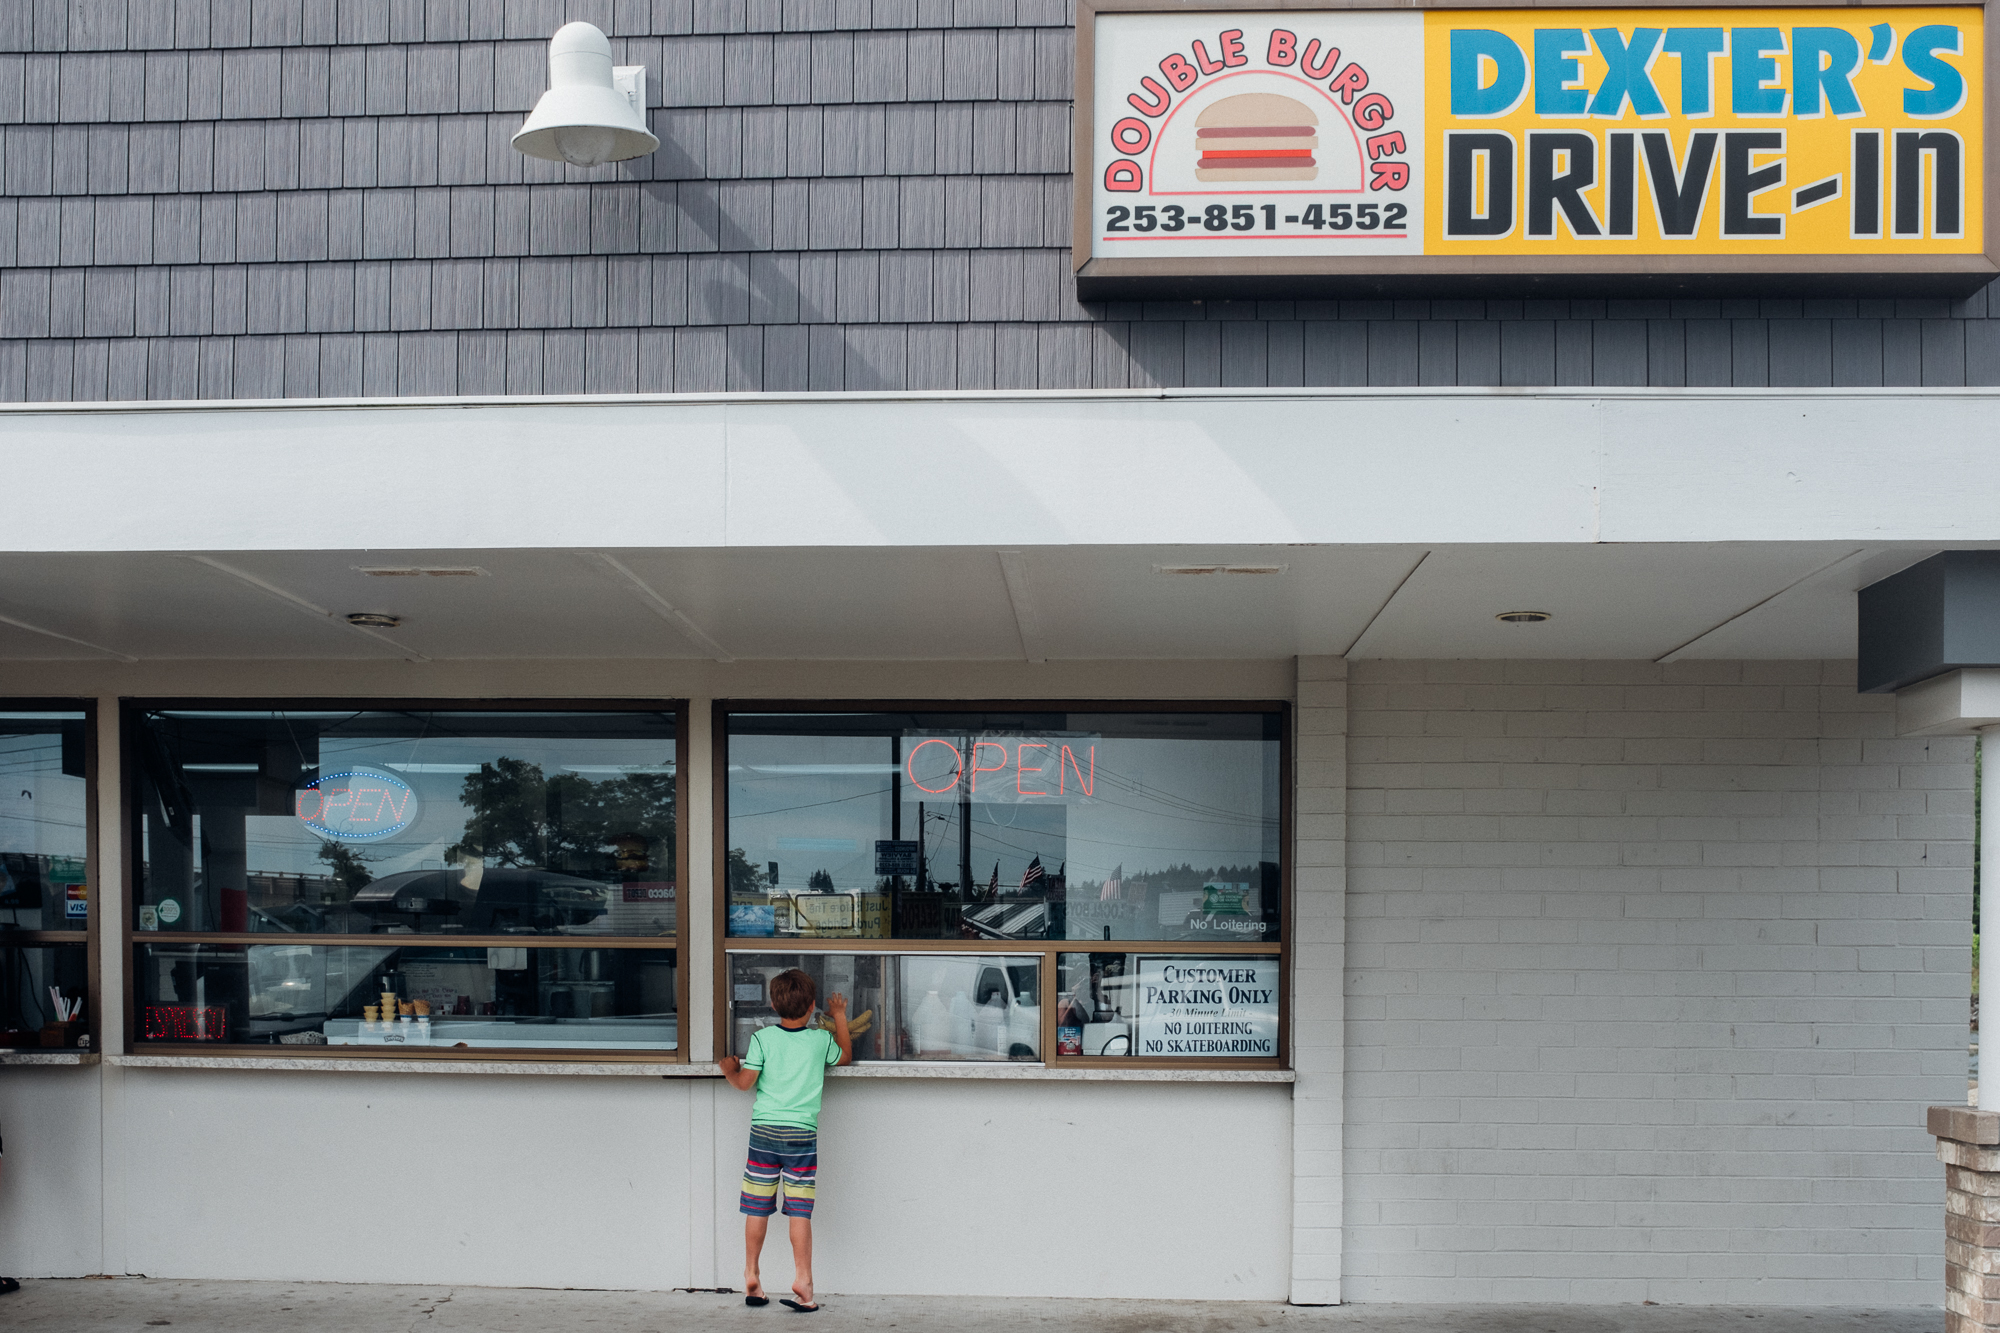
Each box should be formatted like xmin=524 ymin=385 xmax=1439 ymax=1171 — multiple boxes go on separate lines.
xmin=0 ymin=707 xmax=93 ymax=1053
xmin=720 ymin=704 xmax=1285 ymax=1065
xmin=129 ymin=705 xmax=685 ymax=1058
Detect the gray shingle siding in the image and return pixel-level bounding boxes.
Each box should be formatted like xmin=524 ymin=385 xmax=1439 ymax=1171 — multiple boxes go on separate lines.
xmin=0 ymin=0 xmax=1995 ymax=398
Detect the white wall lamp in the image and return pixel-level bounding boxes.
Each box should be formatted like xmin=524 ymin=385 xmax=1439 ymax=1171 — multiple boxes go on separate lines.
xmin=511 ymin=22 xmax=659 ymax=167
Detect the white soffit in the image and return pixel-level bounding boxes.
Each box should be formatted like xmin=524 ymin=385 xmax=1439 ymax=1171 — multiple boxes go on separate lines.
xmin=0 ymin=541 xmax=1954 ymax=663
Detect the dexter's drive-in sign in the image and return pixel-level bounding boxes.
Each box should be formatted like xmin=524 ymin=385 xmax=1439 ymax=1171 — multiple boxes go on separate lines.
xmin=1074 ymin=3 xmax=1992 ymax=294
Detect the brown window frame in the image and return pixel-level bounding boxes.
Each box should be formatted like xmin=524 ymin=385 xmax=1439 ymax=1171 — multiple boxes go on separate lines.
xmin=121 ymin=698 xmax=691 ymax=1065
xmin=713 ymin=699 xmax=1290 ymax=1071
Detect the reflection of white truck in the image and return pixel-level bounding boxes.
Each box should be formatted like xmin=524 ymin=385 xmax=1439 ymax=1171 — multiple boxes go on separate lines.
xmin=900 ymin=954 xmax=1040 ymax=1060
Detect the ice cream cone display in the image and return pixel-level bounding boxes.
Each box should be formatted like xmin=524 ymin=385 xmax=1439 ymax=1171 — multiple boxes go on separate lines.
xmin=1194 ymin=93 xmax=1318 ymax=183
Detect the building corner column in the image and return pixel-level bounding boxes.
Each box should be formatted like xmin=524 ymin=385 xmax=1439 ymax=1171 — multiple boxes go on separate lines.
xmin=1290 ymin=655 xmax=1346 ymax=1305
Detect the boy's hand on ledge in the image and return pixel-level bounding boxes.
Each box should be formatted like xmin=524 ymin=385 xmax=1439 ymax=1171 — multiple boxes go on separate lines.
xmin=719 ymin=1056 xmax=741 ymax=1075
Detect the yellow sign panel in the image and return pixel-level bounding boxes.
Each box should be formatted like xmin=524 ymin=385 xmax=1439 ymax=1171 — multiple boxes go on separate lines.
xmin=1422 ymin=8 xmax=1983 ymax=255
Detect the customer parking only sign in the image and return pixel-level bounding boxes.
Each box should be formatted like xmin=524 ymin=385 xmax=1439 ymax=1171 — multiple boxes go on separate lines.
xmin=1075 ymin=3 xmax=1990 ymax=292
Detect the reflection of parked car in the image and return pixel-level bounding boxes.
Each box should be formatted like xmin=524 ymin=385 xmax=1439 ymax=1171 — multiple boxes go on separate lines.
xmin=348 ymin=867 xmax=612 ymax=933
xmin=898 ymin=954 xmax=1040 ymax=1059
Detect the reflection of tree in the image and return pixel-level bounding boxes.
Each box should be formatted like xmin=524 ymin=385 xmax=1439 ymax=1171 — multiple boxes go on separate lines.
xmin=316 ymin=840 xmax=377 ymax=892
xmin=447 ymin=760 xmax=677 ymax=878
xmin=726 ymin=847 xmax=769 ymax=894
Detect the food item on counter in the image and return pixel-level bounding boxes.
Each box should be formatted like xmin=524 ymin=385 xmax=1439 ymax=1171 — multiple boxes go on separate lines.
xmin=818 ymin=1008 xmax=873 ymax=1037
xmin=363 ymin=1006 xmax=379 ymax=1022
xmin=399 ymin=1001 xmax=414 ymax=1017
xmin=413 ymin=1000 xmax=431 ymax=1016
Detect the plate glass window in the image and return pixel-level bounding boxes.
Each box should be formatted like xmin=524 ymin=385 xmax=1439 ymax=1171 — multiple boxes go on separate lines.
xmin=133 ymin=709 xmax=678 ymax=937
xmin=727 ymin=951 xmax=1042 ymax=1062
xmin=0 ymin=712 xmax=89 ymax=933
xmin=725 ymin=710 xmax=1282 ymax=943
xmin=130 ymin=707 xmax=680 ymax=1053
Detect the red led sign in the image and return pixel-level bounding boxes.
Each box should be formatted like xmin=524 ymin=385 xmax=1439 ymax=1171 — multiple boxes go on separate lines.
xmin=143 ymin=1005 xmax=229 ymax=1042
xmin=295 ymin=767 xmax=420 ymax=842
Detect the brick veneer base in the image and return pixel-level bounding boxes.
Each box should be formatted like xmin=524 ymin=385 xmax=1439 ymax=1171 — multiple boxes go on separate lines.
xmin=1933 ymin=1106 xmax=2000 ymax=1332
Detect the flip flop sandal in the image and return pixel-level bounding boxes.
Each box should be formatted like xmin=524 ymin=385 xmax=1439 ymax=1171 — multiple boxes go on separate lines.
xmin=780 ymin=1298 xmax=819 ymax=1312
xmin=745 ymin=1295 xmax=770 ymax=1307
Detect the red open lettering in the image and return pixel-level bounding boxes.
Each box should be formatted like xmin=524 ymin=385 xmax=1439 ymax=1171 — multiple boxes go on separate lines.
xmin=1059 ymin=745 xmax=1095 ymax=797
xmin=1016 ymin=743 xmax=1051 ymax=796
xmin=1353 ymin=92 xmax=1393 ymax=130
xmin=1104 ymin=159 xmax=1143 ymax=192
xmin=1267 ymin=29 xmax=1297 ymax=66
xmin=1219 ymin=29 xmax=1246 ymax=65
xmin=906 ymin=738 xmax=963 ymax=794
xmin=1159 ymin=53 xmax=1198 ymax=91
xmin=1191 ymin=39 xmax=1225 ymax=76
xmin=969 ymin=741 xmax=1009 ymax=796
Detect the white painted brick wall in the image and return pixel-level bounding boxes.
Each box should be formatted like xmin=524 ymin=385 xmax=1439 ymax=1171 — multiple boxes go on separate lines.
xmin=1342 ymin=659 xmax=1971 ymax=1304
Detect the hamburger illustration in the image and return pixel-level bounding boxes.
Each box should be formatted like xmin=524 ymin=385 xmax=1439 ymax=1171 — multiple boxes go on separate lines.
xmin=1193 ymin=93 xmax=1319 ymax=183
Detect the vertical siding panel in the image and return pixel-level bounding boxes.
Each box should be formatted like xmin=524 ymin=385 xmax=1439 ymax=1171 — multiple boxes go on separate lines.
xmin=1303 ymin=320 xmax=1364 ymax=386
xmin=1498 ymin=320 xmax=1552 ymax=386
xmin=1683 ymin=318 xmax=1731 ymax=386
xmin=318 ymin=331 xmax=362 ymax=396
xmin=1729 ymin=319 xmax=1768 ymax=386
xmin=1921 ymin=317 xmax=1966 ymax=386
xmin=1181 ymin=320 xmax=1219 ymax=387
xmin=908 ymin=322 xmax=955 ymax=389
xmin=1767 ymin=319 xmax=1831 ymax=387
xmin=1831 ymin=318 xmax=1883 ymax=386
xmin=1590 ymin=319 xmax=1646 ymax=385
xmin=1413 ymin=319 xmax=1454 ymax=385
xmin=1881 ymin=317 xmax=1922 ymax=385
xmin=1967 ymin=321 xmax=2000 ymax=386
xmin=1219 ymin=320 xmax=1265 ymax=387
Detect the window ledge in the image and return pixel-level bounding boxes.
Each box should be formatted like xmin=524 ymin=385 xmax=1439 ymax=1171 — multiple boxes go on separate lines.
xmin=108 ymin=1053 xmax=701 ymax=1077
xmin=0 ymin=1050 xmax=99 ymax=1067
xmin=104 ymin=1054 xmax=1294 ymax=1082
xmin=827 ymin=1063 xmax=1294 ymax=1083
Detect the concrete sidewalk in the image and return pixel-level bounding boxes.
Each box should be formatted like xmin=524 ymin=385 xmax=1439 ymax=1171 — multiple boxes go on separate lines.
xmin=0 ymin=1280 xmax=1943 ymax=1333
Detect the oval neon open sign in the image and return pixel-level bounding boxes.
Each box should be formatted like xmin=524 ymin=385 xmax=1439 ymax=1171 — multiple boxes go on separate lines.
xmin=296 ymin=767 xmax=420 ymax=842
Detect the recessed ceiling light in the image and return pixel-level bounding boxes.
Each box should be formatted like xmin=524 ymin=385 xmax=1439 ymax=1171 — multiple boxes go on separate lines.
xmin=345 ymin=612 xmax=404 ymax=629
xmin=1154 ymin=564 xmax=1288 ymax=576
xmin=1495 ymin=610 xmax=1552 ymax=624
xmin=355 ymin=566 xmax=488 ymax=577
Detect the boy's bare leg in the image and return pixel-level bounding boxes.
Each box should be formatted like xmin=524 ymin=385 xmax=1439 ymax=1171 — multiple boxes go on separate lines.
xmin=743 ymin=1215 xmax=768 ymax=1299
xmin=788 ymin=1217 xmax=814 ymax=1306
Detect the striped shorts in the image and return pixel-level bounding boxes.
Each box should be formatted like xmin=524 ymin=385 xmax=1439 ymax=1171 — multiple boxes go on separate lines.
xmin=740 ymin=1124 xmax=818 ymax=1219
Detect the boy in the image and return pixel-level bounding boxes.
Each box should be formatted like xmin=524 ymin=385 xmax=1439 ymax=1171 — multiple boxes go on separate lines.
xmin=719 ymin=968 xmax=851 ymax=1312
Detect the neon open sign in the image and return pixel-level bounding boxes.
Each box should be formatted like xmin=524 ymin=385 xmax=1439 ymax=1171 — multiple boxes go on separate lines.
xmin=903 ymin=733 xmax=1100 ymax=804
xmin=295 ymin=767 xmax=420 ymax=842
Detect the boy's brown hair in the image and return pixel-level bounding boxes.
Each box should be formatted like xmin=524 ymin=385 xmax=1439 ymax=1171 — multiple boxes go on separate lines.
xmin=768 ymin=968 xmax=817 ymax=1019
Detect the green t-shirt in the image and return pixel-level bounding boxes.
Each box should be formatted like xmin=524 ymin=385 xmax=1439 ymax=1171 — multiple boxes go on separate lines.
xmin=743 ymin=1023 xmax=842 ymax=1129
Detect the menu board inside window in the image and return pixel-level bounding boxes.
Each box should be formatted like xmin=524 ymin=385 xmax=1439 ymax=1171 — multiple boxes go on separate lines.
xmin=725 ymin=710 xmax=1283 ymax=943
xmin=1078 ymin=3 xmax=1990 ymax=293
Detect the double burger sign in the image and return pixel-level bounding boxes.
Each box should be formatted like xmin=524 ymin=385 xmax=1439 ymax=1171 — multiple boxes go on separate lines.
xmin=1073 ymin=2 xmax=1993 ymax=295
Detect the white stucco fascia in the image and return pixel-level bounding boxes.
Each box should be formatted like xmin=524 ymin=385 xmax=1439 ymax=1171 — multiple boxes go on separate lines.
xmin=1 ymin=387 xmax=1995 ymax=553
